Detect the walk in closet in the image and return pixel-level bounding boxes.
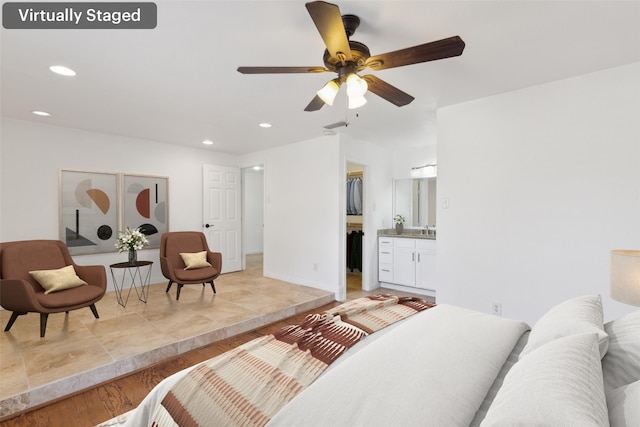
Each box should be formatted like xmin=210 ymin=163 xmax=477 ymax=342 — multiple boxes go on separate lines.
xmin=346 ymin=165 xmax=363 ymax=292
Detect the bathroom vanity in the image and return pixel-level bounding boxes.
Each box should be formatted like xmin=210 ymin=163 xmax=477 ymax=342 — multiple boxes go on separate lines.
xmin=378 ymin=232 xmax=437 ymax=297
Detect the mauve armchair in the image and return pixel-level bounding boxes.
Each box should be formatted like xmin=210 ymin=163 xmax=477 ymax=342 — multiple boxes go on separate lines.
xmin=160 ymin=231 xmax=222 ymax=300
xmin=0 ymin=240 xmax=107 ymax=337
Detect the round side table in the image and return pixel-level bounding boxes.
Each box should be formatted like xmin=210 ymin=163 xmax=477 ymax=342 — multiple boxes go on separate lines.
xmin=109 ymin=261 xmax=153 ymax=307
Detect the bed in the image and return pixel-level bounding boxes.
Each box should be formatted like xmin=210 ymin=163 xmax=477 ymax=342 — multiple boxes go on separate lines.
xmin=122 ymin=294 xmax=639 ymax=427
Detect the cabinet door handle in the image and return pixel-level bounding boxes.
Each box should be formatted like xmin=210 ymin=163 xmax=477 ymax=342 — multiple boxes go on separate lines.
xmin=412 ymin=253 xmax=415 ymax=262
xmin=382 ymin=269 xmax=390 ymax=272
xmin=418 ymin=253 xmax=421 ymax=262
xmin=381 ymin=251 xmax=390 ymax=254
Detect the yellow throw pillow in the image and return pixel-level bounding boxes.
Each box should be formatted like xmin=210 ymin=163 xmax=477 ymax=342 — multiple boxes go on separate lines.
xmin=180 ymin=251 xmax=212 ymax=270
xmin=29 ymin=265 xmax=88 ymax=294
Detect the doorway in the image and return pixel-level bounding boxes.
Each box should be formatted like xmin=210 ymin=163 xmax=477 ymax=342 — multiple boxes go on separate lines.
xmin=242 ymin=165 xmax=264 ymax=272
xmin=346 ymin=163 xmax=364 ymax=295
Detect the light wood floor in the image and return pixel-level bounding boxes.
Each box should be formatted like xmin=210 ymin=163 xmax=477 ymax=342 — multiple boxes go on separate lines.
xmin=347 ymin=270 xmax=362 ymax=292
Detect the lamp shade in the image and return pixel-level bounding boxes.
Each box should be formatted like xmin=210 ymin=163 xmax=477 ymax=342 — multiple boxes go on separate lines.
xmin=610 ymin=250 xmax=640 ymax=307
xmin=348 ymin=94 xmax=367 ymax=109
xmin=346 ymin=73 xmax=368 ymax=97
xmin=317 ymin=80 xmax=340 ymax=106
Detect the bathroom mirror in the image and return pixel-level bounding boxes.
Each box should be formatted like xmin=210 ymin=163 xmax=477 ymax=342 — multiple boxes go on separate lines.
xmin=393 ymin=178 xmax=437 ymax=227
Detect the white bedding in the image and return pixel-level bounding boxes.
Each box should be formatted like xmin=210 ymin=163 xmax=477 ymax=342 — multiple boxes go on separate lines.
xmin=124 ymin=297 xmax=639 ymax=427
xmin=126 ymin=304 xmax=529 ymax=427
xmin=469 ymin=330 xmax=530 ymax=427
xmin=268 ymin=304 xmax=529 ymax=427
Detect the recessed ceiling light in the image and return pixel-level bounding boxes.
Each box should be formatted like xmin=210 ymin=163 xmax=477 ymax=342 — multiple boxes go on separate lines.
xmin=202 ymin=139 xmax=214 ymax=145
xmin=259 ymin=123 xmax=272 ymax=128
xmin=49 ymin=65 xmax=76 ymax=76
xmin=32 ymin=110 xmax=51 ymax=117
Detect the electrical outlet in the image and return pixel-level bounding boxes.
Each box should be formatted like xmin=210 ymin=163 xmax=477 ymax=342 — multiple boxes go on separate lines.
xmin=491 ymin=303 xmax=502 ymax=316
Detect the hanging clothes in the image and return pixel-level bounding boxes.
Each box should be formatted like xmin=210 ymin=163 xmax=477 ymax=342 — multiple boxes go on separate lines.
xmin=347 ymin=230 xmax=363 ymax=272
xmin=346 ymin=177 xmax=363 ymax=215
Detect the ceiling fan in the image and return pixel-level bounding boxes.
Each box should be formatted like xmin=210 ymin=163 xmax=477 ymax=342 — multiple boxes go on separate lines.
xmin=237 ymin=1 xmax=465 ymax=112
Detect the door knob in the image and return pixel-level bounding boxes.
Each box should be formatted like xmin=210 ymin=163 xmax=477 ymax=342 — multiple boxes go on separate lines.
xmin=204 ymin=224 xmax=214 ymax=228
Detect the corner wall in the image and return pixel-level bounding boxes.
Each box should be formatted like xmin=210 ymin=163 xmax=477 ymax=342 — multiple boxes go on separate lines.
xmin=437 ymin=63 xmax=640 ymax=323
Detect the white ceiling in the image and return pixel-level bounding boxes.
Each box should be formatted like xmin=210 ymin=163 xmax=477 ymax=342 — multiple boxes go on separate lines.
xmin=2 ymin=1 xmax=639 ymax=155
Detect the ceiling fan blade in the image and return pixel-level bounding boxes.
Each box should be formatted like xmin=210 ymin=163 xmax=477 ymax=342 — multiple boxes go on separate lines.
xmin=365 ymin=36 xmax=465 ymax=71
xmin=304 ymin=95 xmax=326 ymax=112
xmin=237 ymin=66 xmax=328 ymax=74
xmin=324 ymin=121 xmax=347 ymax=129
xmin=362 ymin=75 xmax=414 ymax=107
xmin=305 ymin=1 xmax=352 ymax=61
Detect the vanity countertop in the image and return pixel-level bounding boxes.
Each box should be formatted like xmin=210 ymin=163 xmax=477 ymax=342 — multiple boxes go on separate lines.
xmin=377 ymin=229 xmax=436 ymax=240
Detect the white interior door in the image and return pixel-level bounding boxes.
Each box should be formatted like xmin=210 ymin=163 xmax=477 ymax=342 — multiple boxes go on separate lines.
xmin=203 ymin=164 xmax=241 ymax=273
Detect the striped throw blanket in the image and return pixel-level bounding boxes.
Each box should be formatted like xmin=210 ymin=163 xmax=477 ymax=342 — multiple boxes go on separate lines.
xmin=151 ymin=295 xmax=435 ymax=427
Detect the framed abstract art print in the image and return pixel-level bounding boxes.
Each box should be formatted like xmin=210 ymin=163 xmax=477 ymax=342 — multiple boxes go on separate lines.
xmin=59 ymin=169 xmax=119 ymax=255
xmin=122 ymin=174 xmax=169 ymax=249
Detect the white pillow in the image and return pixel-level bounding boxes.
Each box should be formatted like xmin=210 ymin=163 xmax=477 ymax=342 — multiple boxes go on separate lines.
xmin=29 ymin=265 xmax=88 ymax=294
xmin=607 ymin=381 xmax=640 ymax=427
xmin=602 ymin=311 xmax=640 ymax=392
xmin=180 ymin=251 xmax=212 ymax=270
xmin=481 ymin=333 xmax=609 ymax=427
xmin=520 ymin=294 xmax=609 ymax=359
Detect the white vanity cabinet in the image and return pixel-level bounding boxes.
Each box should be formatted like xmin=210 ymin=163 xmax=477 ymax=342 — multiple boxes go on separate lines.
xmin=378 ymin=237 xmax=394 ymax=283
xmin=415 ymin=240 xmax=437 ymax=291
xmin=393 ymin=239 xmax=417 ymax=287
xmin=378 ymin=236 xmax=437 ymax=293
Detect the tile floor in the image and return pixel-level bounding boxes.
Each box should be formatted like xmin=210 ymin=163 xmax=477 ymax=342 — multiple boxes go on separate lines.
xmin=0 ymin=255 xmax=431 ymax=420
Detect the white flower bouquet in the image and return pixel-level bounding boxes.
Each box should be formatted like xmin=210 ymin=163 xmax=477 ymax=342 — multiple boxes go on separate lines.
xmin=115 ymin=227 xmax=149 ymax=252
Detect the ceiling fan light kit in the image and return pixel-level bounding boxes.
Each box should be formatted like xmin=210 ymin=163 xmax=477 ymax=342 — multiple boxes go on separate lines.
xmin=317 ymin=79 xmax=340 ymax=106
xmin=237 ymin=1 xmax=465 ymax=113
xmin=346 ymin=73 xmax=367 ymax=96
xmin=348 ymin=93 xmax=367 ymax=110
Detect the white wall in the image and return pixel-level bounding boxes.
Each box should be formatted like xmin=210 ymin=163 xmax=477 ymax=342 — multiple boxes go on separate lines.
xmin=437 ymin=63 xmax=640 ymax=324
xmin=250 ymin=135 xmax=343 ymax=295
xmin=392 ymin=144 xmax=437 ymax=180
xmin=0 ymin=118 xmax=239 ymax=289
